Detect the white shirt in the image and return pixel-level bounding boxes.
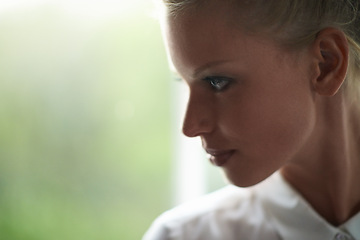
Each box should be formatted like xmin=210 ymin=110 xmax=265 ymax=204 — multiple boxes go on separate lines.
xmin=143 ymin=172 xmax=360 ymax=240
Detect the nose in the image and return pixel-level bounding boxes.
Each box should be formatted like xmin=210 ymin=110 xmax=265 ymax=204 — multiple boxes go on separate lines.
xmin=182 ymin=92 xmax=215 ymax=137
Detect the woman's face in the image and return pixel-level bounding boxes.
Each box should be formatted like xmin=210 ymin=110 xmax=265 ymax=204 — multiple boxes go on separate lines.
xmin=164 ymin=4 xmax=317 ymax=187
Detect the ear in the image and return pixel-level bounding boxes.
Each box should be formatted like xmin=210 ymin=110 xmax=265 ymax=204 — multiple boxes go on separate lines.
xmin=311 ymin=28 xmax=349 ymax=96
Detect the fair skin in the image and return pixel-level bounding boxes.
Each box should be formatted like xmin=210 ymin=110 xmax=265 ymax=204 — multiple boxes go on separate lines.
xmin=164 ymin=2 xmax=360 ymax=226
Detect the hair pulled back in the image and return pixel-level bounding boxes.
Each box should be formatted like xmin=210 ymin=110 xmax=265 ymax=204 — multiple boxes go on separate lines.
xmin=163 ymin=0 xmax=360 ymax=99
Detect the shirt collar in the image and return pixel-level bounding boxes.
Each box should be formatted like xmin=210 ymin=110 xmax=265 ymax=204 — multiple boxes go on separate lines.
xmin=256 ymin=172 xmax=360 ymax=240
xmin=340 ymin=211 xmax=360 ymax=239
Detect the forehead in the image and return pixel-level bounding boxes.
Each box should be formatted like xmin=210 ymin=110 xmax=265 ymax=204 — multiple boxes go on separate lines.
xmin=163 ymin=3 xmax=285 ymax=80
xmin=164 ymin=4 xmax=245 ymax=76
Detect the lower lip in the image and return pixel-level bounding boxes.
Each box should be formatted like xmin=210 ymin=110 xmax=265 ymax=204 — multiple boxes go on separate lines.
xmin=209 ymin=151 xmax=235 ymax=166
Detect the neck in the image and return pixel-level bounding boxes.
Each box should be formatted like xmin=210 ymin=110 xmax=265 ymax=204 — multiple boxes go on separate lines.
xmin=281 ymin=92 xmax=360 ymax=226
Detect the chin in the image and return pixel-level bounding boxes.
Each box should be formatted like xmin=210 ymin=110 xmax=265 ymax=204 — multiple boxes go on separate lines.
xmin=224 ymin=169 xmax=273 ymax=188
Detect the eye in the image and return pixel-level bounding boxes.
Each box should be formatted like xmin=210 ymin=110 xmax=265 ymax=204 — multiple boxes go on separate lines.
xmin=203 ymin=76 xmax=232 ymax=91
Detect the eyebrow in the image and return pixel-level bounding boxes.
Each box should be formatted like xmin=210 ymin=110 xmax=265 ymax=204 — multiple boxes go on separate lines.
xmin=192 ymin=60 xmax=234 ymax=79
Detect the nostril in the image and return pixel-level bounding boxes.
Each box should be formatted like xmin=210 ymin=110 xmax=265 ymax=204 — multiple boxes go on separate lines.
xmin=182 ymin=124 xmax=198 ymax=138
xmin=182 ymin=118 xmax=212 ymax=138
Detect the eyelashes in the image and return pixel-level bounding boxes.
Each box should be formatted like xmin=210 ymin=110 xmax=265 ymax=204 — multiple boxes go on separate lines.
xmin=171 ymin=72 xmax=183 ymax=82
xmin=171 ymin=72 xmax=234 ymax=93
xmin=203 ymin=76 xmax=233 ymax=91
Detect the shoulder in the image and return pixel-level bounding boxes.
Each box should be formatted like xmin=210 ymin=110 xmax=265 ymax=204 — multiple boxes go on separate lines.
xmin=143 ymin=185 xmax=279 ymax=240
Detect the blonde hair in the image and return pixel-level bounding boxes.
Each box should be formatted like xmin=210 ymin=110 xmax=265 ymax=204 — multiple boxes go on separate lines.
xmin=162 ymin=0 xmax=360 ymax=99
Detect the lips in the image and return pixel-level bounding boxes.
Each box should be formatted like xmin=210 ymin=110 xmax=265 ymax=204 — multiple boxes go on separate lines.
xmin=205 ymin=149 xmax=235 ymax=166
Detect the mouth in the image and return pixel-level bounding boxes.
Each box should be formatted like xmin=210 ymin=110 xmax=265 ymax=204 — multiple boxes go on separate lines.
xmin=205 ymin=149 xmax=235 ymax=167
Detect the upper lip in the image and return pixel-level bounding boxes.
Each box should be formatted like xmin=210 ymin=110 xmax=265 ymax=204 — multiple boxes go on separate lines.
xmin=205 ymin=148 xmax=234 ymax=156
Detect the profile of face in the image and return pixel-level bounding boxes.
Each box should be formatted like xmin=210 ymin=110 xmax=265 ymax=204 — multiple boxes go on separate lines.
xmin=164 ymin=3 xmax=318 ymax=187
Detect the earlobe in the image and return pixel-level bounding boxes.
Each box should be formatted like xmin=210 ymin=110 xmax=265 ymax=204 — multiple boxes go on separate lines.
xmin=311 ymin=28 xmax=349 ymax=96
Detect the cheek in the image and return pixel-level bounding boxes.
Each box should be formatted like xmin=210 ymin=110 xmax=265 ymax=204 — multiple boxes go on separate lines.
xmin=219 ymin=81 xmax=316 ymax=159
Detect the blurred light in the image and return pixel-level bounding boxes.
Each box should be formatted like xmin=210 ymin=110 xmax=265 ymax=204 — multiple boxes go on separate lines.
xmin=115 ymin=100 xmax=135 ymax=122
xmin=0 ymin=0 xmax=147 ymax=18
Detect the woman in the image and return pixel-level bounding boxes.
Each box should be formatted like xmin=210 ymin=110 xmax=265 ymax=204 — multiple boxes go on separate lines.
xmin=144 ymin=0 xmax=360 ymax=239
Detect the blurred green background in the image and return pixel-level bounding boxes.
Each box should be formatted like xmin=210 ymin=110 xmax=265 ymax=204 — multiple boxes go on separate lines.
xmin=0 ymin=0 xmax=172 ymax=239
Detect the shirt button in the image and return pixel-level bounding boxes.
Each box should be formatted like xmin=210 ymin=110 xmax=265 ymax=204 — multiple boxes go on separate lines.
xmin=334 ymin=233 xmax=352 ymax=240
